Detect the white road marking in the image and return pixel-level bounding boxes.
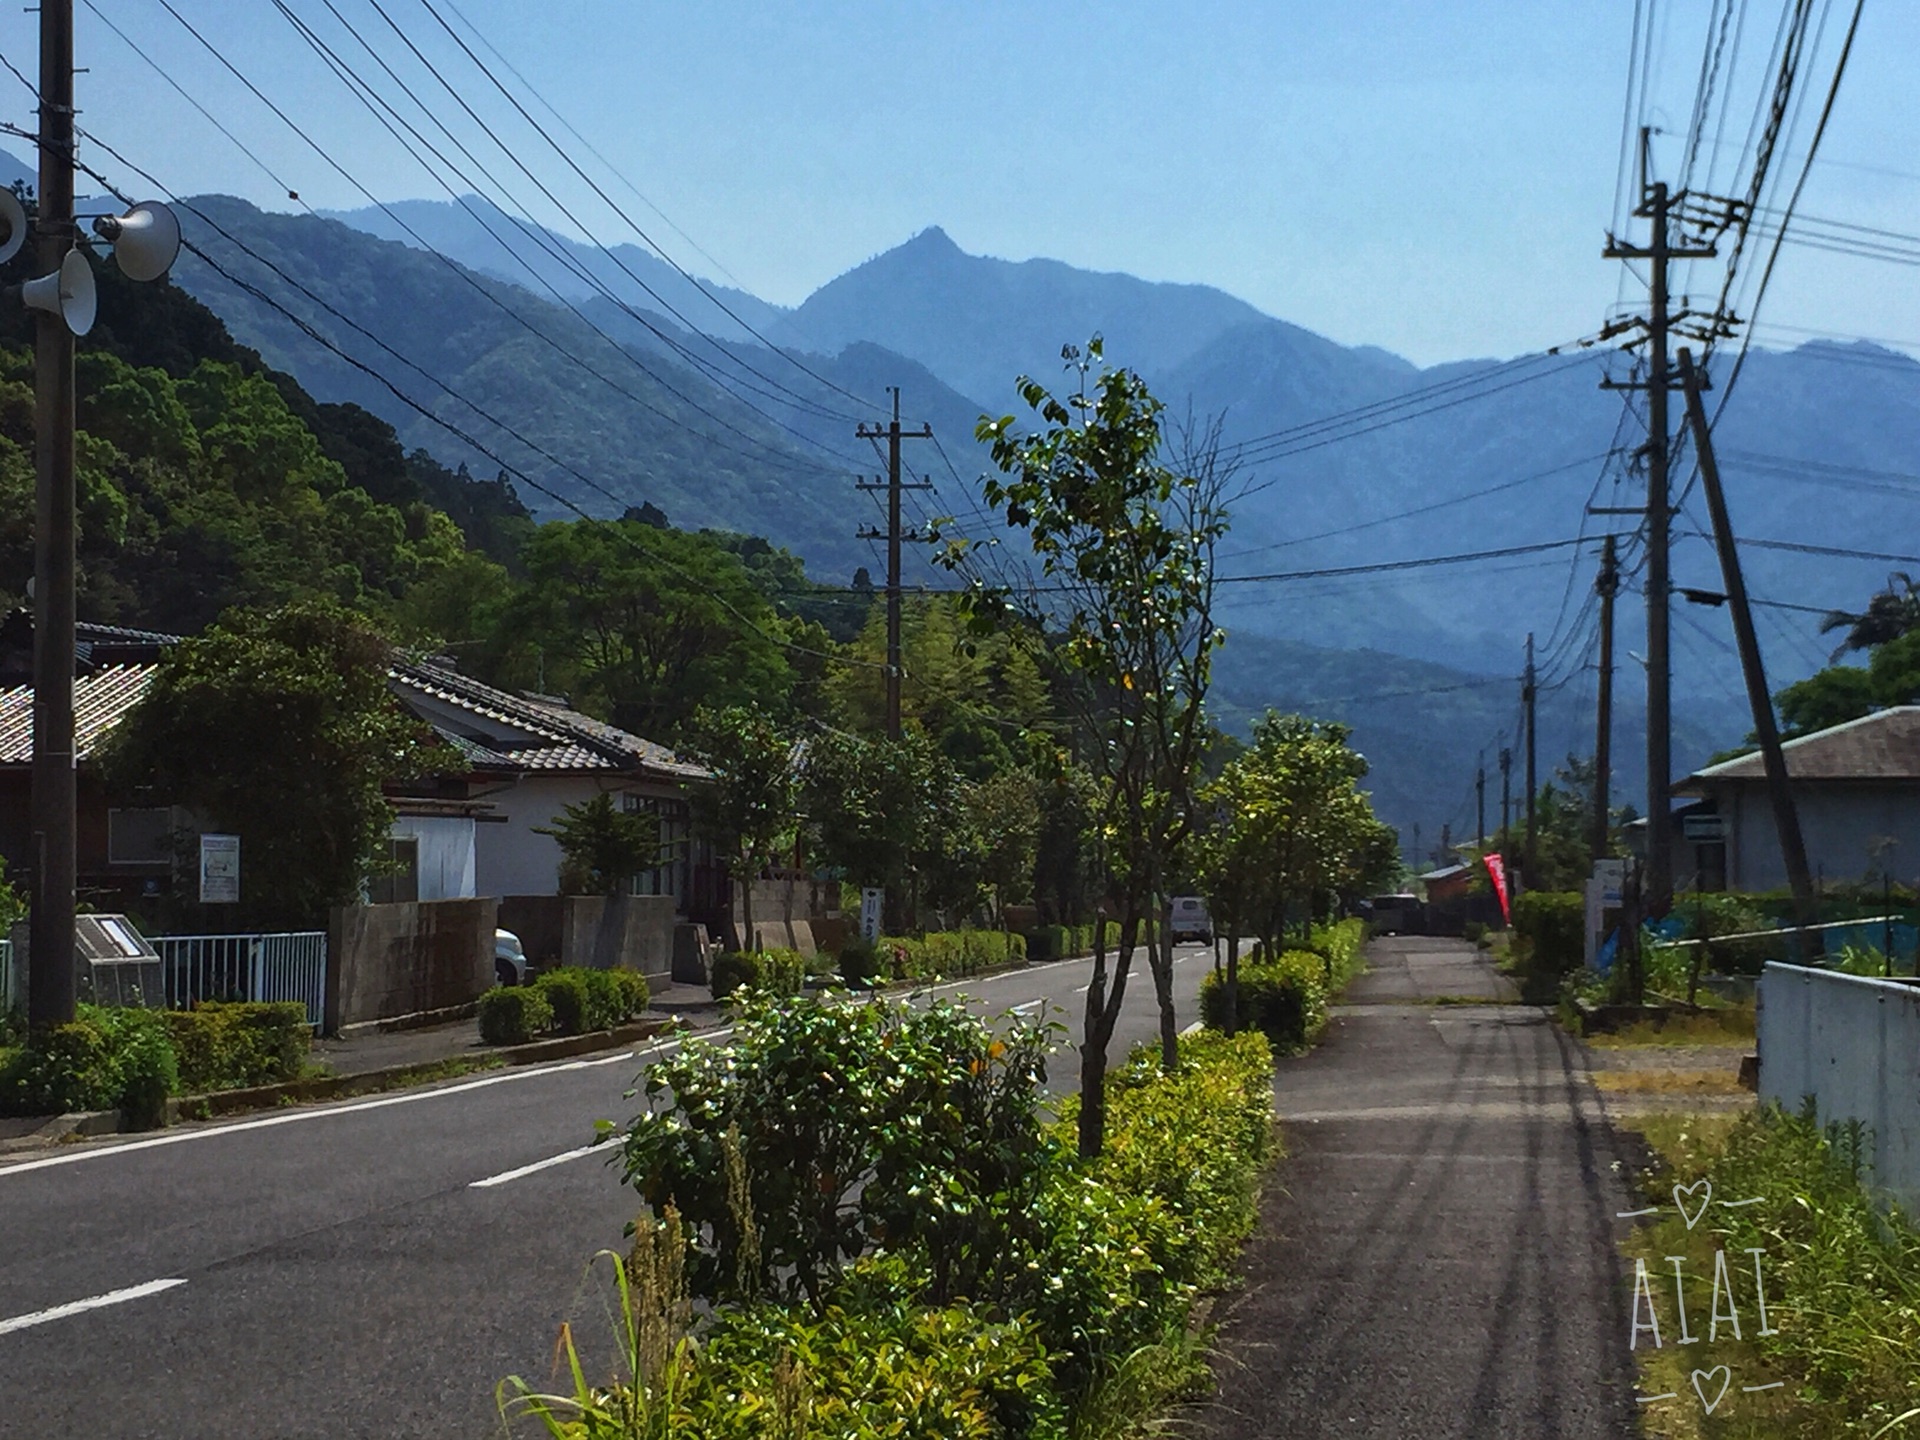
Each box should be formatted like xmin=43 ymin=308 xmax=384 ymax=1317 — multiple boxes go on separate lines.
xmin=0 ymin=1279 xmax=186 ymax=1336
xmin=1010 ymin=1000 xmax=1044 ymax=1015
xmin=0 ymin=1034 xmax=719 ymax=1181
xmin=470 ymin=1144 xmax=600 ymax=1189
xmin=1180 ymin=1021 xmax=1205 ymax=1035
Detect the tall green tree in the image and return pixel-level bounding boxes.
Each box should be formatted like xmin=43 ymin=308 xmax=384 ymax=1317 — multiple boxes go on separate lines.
xmin=96 ymin=600 xmax=452 ymax=930
xmin=799 ymin=727 xmax=961 ymax=933
xmin=687 ymin=704 xmax=799 ymax=952
xmin=486 ymin=518 xmax=794 ymax=740
xmin=948 ymin=339 xmax=1229 ymax=1154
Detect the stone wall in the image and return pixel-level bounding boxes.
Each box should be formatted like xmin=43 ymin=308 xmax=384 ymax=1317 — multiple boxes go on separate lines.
xmin=325 ymin=897 xmax=496 ymax=1034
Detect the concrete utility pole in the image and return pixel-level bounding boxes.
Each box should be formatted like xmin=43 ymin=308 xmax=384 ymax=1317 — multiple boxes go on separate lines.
xmin=28 ymin=0 xmax=76 ymax=1030
xmin=1523 ymin=633 xmax=1537 ymax=883
xmin=1593 ymin=534 xmax=1618 ymax=863
xmin=1604 ymin=145 xmax=1717 ymax=915
xmin=1677 ymin=348 xmax=1820 ymax=946
xmin=855 ymin=388 xmax=932 ymax=740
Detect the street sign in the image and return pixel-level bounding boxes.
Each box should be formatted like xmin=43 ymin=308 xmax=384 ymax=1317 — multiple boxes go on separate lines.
xmin=1683 ymin=814 xmax=1729 ymax=842
xmin=860 ymin=887 xmax=883 ymax=942
xmin=199 ymin=833 xmax=240 ymax=904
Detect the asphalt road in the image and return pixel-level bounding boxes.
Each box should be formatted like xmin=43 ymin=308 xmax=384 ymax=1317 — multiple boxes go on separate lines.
xmin=1195 ymin=936 xmax=1641 ymax=1439
xmin=0 ymin=943 xmax=1212 ymax=1439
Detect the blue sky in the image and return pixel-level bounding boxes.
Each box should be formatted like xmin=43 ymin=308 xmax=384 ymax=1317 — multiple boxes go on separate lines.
xmin=0 ymin=2 xmax=1911 ymax=366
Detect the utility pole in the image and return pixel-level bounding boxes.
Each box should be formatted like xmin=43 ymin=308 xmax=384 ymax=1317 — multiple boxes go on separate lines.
xmin=854 ymin=387 xmax=932 ymax=740
xmin=1593 ymin=535 xmax=1618 ymax=863
xmin=28 ymin=0 xmax=76 ymax=1030
xmin=1523 ymin=633 xmax=1537 ymax=883
xmin=1604 ymin=143 xmax=1717 ymax=916
xmin=1476 ymin=752 xmax=1487 ymax=847
xmin=1499 ymin=747 xmax=1512 ymax=844
xmin=1677 ymin=348 xmax=1820 ymax=945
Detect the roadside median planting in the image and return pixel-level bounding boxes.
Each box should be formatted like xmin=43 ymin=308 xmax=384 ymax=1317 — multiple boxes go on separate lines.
xmin=476 ymin=967 xmax=649 ymax=1045
xmin=498 ymin=993 xmax=1277 ymax=1437
xmin=0 ymin=999 xmax=313 ymax=1126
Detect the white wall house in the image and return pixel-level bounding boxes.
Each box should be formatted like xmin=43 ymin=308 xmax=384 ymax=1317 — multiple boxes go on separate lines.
xmin=1678 ymin=707 xmax=1920 ymax=892
xmin=387 ymin=662 xmax=714 ymax=920
xmin=387 ymin=807 xmax=479 ymax=902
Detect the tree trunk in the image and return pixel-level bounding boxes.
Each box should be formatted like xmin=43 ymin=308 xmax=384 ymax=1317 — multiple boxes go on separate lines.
xmin=1154 ymin=900 xmax=1178 ymax=1072
xmin=739 ymin=861 xmax=756 ymax=953
xmin=1078 ymin=907 xmax=1111 ymax=1158
xmin=1225 ymin=933 xmax=1240 ymax=1036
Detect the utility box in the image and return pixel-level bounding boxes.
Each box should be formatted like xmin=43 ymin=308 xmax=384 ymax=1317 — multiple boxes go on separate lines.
xmin=7 ymin=914 xmax=165 ymax=1009
xmin=78 ymin=915 xmax=164 ymax=1007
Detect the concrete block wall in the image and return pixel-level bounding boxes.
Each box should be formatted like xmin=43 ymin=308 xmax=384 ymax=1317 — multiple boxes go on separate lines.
xmin=1759 ymin=962 xmax=1920 ymax=1213
xmin=325 ymin=897 xmax=496 ymax=1034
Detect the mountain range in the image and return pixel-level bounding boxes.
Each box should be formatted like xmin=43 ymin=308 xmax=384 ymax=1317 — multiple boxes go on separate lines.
xmin=76 ymin=177 xmax=1915 ymax=848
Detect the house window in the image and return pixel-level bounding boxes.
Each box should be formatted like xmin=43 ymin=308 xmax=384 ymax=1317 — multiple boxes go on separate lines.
xmin=108 ymin=807 xmax=174 ymax=867
xmin=369 ymin=837 xmax=420 ymax=904
xmin=623 ymin=793 xmax=691 ymax=900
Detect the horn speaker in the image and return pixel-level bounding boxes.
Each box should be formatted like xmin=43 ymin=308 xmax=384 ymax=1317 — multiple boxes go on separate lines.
xmin=21 ymin=248 xmax=96 ymax=336
xmin=91 ymin=200 xmax=181 ymax=283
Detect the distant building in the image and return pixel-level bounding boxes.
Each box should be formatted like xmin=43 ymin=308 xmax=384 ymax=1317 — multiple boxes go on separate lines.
xmin=0 ymin=615 xmax=717 ymax=930
xmin=1676 ymin=707 xmax=1920 ymax=892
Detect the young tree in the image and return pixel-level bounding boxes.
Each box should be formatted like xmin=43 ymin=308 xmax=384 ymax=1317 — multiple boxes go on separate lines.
xmin=686 ymin=704 xmax=798 ymax=953
xmin=948 ymin=339 xmax=1229 ymax=1155
xmin=535 ymin=793 xmax=661 ymax=897
xmin=799 ymin=727 xmax=957 ymax=934
xmin=96 ymin=600 xmax=452 ymax=930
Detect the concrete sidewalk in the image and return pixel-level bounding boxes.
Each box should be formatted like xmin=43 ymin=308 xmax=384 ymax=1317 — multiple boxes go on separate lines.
xmin=1195 ymin=936 xmax=1641 ymax=1438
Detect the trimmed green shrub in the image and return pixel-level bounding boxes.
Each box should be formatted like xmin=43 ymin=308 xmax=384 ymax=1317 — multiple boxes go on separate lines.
xmin=756 ymin=947 xmax=807 ymax=995
xmin=606 ymin=967 xmax=650 ymax=1021
xmin=838 ymin=934 xmax=881 ymax=985
xmin=1514 ymin=891 xmax=1584 ymax=973
xmin=536 ymin=968 xmax=590 ymax=1035
xmin=1200 ymin=949 xmax=1329 ymax=1050
xmin=709 ymin=950 xmax=760 ymax=1000
xmin=879 ymin=929 xmax=1027 ymax=982
xmin=477 ymin=985 xmax=553 ymax=1046
xmin=108 ymin=1012 xmax=178 ymax=1131
xmin=163 ymin=1001 xmax=309 ymax=1092
xmin=0 ymin=1017 xmax=118 ymax=1114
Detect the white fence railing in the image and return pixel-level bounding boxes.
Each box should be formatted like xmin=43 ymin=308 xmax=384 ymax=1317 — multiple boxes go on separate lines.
xmin=154 ymin=932 xmax=328 ymax=1030
xmin=0 ymin=937 xmax=11 ymax=1011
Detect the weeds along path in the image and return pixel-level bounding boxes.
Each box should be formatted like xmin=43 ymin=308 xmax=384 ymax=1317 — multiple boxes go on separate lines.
xmin=1195 ymin=935 xmax=1643 ymax=1439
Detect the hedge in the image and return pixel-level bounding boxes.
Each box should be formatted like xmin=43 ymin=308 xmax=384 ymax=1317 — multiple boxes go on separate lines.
xmin=1513 ymin=891 xmax=1584 ymax=973
xmin=878 ymin=929 xmax=1026 ymax=981
xmin=709 ymin=947 xmax=806 ymax=1000
xmin=476 ymin=967 xmax=648 ymax=1045
xmin=0 ymin=1000 xmax=311 ymax=1123
xmin=477 ymin=986 xmax=553 ymax=1046
xmin=1200 ymin=949 xmax=1329 ymax=1051
xmin=1022 ymin=920 xmax=1123 ymax=964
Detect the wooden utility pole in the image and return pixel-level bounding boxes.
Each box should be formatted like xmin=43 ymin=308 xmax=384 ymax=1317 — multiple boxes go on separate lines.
xmin=1523 ymin=633 xmax=1537 ymax=883
xmin=28 ymin=0 xmax=77 ymax=1030
xmin=855 ymin=387 xmax=931 ymax=740
xmin=1604 ymin=149 xmax=1717 ymax=915
xmin=1499 ymin=747 xmax=1512 ymax=843
xmin=1476 ymin=752 xmax=1487 ymax=847
xmin=1593 ymin=534 xmax=1618 ymax=862
xmin=1677 ymin=349 xmax=1821 ymax=945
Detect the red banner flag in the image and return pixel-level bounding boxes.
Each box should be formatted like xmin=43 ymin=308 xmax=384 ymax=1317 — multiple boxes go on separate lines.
xmin=1483 ymin=853 xmax=1512 ymax=925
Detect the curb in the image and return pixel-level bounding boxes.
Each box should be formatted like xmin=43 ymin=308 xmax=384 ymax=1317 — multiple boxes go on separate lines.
xmin=0 ymin=1018 xmax=677 ymax=1150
